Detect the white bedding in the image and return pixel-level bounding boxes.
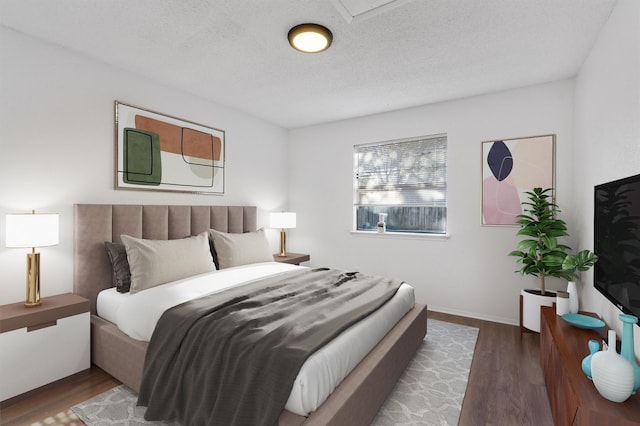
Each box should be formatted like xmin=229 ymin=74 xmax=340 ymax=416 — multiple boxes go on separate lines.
xmin=97 ymin=262 xmax=415 ymax=416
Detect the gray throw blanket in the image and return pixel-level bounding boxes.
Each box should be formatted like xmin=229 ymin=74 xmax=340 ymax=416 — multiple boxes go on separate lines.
xmin=137 ymin=267 xmax=402 ymax=426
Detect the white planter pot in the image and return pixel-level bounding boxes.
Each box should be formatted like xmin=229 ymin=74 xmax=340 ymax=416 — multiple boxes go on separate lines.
xmin=521 ymin=289 xmax=556 ymax=333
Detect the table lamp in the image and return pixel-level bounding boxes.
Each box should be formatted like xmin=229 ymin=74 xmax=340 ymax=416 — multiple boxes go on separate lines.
xmin=5 ymin=211 xmax=59 ymax=307
xmin=270 ymin=212 xmax=296 ymax=257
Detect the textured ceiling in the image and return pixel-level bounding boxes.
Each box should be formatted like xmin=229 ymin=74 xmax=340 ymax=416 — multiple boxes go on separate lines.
xmin=0 ymin=0 xmax=617 ymax=128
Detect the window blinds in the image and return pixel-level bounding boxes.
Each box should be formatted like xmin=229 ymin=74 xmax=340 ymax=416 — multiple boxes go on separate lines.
xmin=355 ymin=135 xmax=447 ymax=207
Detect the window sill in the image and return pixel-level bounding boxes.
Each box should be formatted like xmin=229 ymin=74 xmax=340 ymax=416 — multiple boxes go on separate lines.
xmin=350 ymin=230 xmax=450 ymax=240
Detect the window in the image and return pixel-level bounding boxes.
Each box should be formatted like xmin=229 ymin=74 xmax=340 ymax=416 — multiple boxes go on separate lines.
xmin=354 ymin=134 xmax=447 ymax=234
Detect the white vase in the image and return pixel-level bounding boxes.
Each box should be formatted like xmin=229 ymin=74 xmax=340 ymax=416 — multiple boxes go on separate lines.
xmin=591 ymin=330 xmax=635 ymax=403
xmin=567 ymin=281 xmax=579 ymax=313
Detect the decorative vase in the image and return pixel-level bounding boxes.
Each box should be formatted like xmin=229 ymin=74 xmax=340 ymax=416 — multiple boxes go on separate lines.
xmin=591 ymin=330 xmax=634 ymax=403
xmin=582 ymin=339 xmax=600 ymax=380
xmin=619 ymin=313 xmax=640 ymax=393
xmin=567 ymin=281 xmax=579 ymax=314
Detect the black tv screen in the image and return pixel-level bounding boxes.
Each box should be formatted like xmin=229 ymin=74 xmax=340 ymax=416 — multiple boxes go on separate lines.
xmin=594 ymin=173 xmax=640 ymax=318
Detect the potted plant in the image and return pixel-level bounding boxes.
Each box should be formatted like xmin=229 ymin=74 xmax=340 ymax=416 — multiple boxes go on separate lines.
xmin=508 ymin=187 xmax=573 ymax=332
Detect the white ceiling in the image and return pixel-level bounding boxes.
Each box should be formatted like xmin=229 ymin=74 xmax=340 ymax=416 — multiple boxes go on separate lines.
xmin=0 ymin=0 xmax=617 ymax=129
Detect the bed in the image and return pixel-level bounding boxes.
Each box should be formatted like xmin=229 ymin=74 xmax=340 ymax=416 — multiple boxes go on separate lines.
xmin=73 ymin=204 xmax=427 ymax=425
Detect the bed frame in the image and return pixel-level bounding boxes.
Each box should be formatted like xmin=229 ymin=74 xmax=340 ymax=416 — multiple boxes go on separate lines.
xmin=74 ymin=204 xmax=427 ymax=426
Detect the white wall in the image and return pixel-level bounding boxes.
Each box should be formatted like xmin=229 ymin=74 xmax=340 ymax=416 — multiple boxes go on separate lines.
xmin=573 ymin=0 xmax=640 ymax=355
xmin=0 ymin=27 xmax=290 ymax=305
xmin=288 ymin=79 xmax=576 ymax=324
xmin=2 ymin=0 xmax=636 ymax=343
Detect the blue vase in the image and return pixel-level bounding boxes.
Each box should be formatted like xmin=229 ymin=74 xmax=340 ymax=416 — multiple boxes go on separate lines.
xmin=619 ymin=313 xmax=640 ymax=393
xmin=582 ymin=339 xmax=600 ymax=380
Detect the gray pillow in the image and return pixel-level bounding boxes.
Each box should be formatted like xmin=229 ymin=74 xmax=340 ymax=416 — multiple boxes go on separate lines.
xmin=121 ymin=232 xmax=216 ymax=294
xmin=208 ymin=228 xmax=272 ymax=269
xmin=104 ymin=241 xmax=131 ymax=293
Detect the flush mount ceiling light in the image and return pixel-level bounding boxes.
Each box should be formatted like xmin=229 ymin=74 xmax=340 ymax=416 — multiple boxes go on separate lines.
xmin=288 ymin=23 xmax=333 ymax=53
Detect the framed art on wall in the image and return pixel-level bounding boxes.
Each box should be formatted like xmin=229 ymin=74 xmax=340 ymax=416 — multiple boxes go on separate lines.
xmin=481 ymin=134 xmax=555 ymax=226
xmin=115 ymin=101 xmax=225 ymax=194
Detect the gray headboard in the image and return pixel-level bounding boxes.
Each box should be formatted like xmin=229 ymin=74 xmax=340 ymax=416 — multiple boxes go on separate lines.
xmin=74 ymin=204 xmax=257 ymax=314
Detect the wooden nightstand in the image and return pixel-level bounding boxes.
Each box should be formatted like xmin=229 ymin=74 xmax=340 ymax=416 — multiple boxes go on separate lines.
xmin=0 ymin=293 xmax=90 ymax=401
xmin=273 ymin=252 xmax=310 ymax=265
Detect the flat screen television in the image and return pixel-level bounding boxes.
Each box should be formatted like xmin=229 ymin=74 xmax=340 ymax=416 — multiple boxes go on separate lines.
xmin=594 ymin=173 xmax=640 ymax=318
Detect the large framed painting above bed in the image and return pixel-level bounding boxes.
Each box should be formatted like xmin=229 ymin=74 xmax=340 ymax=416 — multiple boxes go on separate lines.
xmin=73 ymin=204 xmax=427 ymax=426
xmin=115 ymin=101 xmax=225 ymax=195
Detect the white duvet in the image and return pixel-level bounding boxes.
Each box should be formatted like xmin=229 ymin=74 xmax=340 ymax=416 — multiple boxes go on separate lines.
xmin=97 ymin=262 xmax=415 ymax=416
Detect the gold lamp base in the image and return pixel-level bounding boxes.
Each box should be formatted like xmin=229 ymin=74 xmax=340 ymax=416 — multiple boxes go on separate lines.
xmin=25 ymin=252 xmax=41 ymax=307
xmin=278 ymin=229 xmax=288 ymax=257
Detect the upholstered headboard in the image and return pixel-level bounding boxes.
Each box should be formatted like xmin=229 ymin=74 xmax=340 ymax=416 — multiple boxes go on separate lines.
xmin=73 ymin=204 xmax=257 ymax=314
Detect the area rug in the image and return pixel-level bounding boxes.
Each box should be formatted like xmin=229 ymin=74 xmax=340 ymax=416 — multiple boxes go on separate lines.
xmin=371 ymin=319 xmax=479 ymax=425
xmin=71 ymin=319 xmax=478 ymax=426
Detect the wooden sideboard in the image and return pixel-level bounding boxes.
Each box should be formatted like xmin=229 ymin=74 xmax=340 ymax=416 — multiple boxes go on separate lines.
xmin=540 ymin=306 xmax=640 ymax=425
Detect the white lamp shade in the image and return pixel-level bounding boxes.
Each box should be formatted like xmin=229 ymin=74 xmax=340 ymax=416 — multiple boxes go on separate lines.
xmin=6 ymin=213 xmax=59 ymax=248
xmin=270 ymin=212 xmax=296 ymax=229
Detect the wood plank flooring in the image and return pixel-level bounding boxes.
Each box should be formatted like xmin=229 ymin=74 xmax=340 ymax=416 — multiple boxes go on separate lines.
xmin=0 ymin=311 xmax=553 ymax=426
xmin=0 ymin=368 xmax=119 ymax=425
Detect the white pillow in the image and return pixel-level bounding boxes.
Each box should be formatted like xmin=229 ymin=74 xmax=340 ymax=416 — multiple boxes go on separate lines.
xmin=209 ymin=228 xmax=272 ymax=269
xmin=121 ymin=232 xmax=215 ymax=294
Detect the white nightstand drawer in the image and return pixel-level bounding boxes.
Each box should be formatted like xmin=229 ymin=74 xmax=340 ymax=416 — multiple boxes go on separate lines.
xmin=0 ymin=311 xmax=90 ymax=400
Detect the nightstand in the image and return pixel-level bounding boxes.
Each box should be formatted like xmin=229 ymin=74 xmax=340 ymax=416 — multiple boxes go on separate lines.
xmin=273 ymin=252 xmax=310 ymax=265
xmin=0 ymin=293 xmax=90 ymax=401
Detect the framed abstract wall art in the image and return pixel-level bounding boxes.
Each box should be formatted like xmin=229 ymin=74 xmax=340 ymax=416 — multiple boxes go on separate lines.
xmin=481 ymin=134 xmax=555 ymax=226
xmin=115 ymin=101 xmax=225 ymax=194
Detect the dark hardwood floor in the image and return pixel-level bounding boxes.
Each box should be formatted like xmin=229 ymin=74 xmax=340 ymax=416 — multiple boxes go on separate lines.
xmin=0 ymin=311 xmax=553 ymax=425
xmin=0 ymin=367 xmax=119 ymax=425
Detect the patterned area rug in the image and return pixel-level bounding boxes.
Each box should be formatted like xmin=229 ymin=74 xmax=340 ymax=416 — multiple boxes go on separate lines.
xmin=29 ymin=410 xmax=83 ymax=426
xmin=70 ymin=319 xmax=478 ymax=426
xmin=372 ymin=319 xmax=479 ymax=425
